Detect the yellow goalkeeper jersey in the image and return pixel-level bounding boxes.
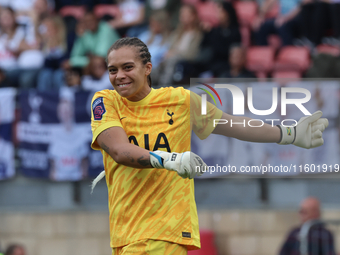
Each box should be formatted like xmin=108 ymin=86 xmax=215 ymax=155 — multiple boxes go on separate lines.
xmin=91 ymin=87 xmax=222 ymax=250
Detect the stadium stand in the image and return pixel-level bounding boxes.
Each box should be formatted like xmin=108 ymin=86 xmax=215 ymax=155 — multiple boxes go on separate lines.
xmin=246 ymin=46 xmax=275 ymax=78
xmin=93 ymin=4 xmax=119 ymax=20
xmin=273 ymin=46 xmax=311 ymax=73
xmin=59 ymin=5 xmax=86 ymax=19
xmin=196 ymin=0 xmax=220 ymax=28
xmin=316 ymin=44 xmax=340 ymax=57
xmin=234 ymin=0 xmax=258 ymax=27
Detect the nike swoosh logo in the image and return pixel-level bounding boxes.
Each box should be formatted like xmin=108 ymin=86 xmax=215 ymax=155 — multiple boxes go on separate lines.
xmin=120 ymin=117 xmax=127 ymax=120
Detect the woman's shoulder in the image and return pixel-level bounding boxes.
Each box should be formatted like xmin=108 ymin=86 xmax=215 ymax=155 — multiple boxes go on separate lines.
xmin=93 ymin=89 xmax=118 ymax=99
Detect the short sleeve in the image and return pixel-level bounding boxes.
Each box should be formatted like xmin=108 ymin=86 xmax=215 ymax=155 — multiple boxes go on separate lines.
xmin=189 ymin=90 xmax=223 ymax=140
xmin=91 ymin=90 xmax=123 ymax=150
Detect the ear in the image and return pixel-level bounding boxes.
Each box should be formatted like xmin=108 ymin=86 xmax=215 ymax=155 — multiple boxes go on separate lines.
xmin=145 ymin=62 xmax=152 ymax=76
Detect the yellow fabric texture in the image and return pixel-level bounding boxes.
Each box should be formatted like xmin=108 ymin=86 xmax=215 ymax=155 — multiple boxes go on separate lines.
xmin=91 ymin=87 xmax=222 ymax=250
xmin=112 ymin=239 xmax=187 ymax=255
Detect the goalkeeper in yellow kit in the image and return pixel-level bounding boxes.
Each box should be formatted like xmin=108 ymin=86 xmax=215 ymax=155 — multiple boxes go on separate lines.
xmin=90 ymin=37 xmax=328 ymax=254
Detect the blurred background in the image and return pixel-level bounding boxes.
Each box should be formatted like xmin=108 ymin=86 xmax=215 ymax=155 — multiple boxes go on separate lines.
xmin=1 ymin=0 xmax=340 ymax=254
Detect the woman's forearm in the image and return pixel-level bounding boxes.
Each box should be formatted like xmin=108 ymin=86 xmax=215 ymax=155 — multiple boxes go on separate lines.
xmin=212 ymin=112 xmax=281 ymax=143
xmin=97 ymin=132 xmax=153 ymax=168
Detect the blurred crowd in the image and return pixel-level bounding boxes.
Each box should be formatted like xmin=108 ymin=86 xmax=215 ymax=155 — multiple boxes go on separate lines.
xmin=0 ymin=244 xmax=26 ymax=255
xmin=0 ymin=0 xmax=340 ymax=91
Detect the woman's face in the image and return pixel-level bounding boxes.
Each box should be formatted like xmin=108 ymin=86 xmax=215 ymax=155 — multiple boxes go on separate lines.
xmin=34 ymin=0 xmax=48 ymax=15
xmin=217 ymin=5 xmax=229 ymax=24
xmin=0 ymin=9 xmax=16 ymax=31
xmin=107 ymin=46 xmax=152 ymax=101
xmin=149 ymin=17 xmax=162 ymax=34
xmin=41 ymin=19 xmax=57 ymax=38
xmin=57 ymin=99 xmax=74 ymax=124
xmin=91 ymin=57 xmax=106 ymax=79
xmin=179 ymin=6 xmax=196 ymax=27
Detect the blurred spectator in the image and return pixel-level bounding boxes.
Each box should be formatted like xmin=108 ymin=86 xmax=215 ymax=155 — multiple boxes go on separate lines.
xmin=0 ymin=4 xmax=50 ymax=89
xmin=0 ymin=0 xmax=35 ymax=25
xmin=109 ymin=0 xmax=146 ymax=37
xmin=67 ymin=11 xmax=120 ymax=68
xmin=198 ymin=2 xmax=241 ymax=77
xmin=306 ymin=52 xmax=340 ymax=78
xmin=37 ymin=15 xmax=68 ymax=91
xmin=0 ymin=69 xmax=8 ymax=87
xmin=0 ymin=7 xmax=25 ymax=71
xmin=64 ymin=67 xmax=82 ymax=88
xmin=54 ymin=0 xmax=115 ymax=12
xmin=279 ymin=197 xmax=336 ymax=255
xmin=55 ymin=0 xmax=94 ymax=11
xmin=28 ymin=0 xmax=53 ymax=37
xmin=156 ymin=4 xmax=203 ymax=86
xmin=48 ymin=87 xmax=89 ymax=181
xmin=255 ymin=0 xmax=302 ymax=46
xmin=82 ymin=55 xmax=112 ymax=91
xmin=220 ymin=44 xmax=256 ymax=78
xmin=1 ymin=0 xmax=53 ymax=43
xmin=0 ymin=7 xmax=29 ymax=86
xmin=255 ymin=0 xmax=332 ymax=47
xmin=144 ymin=0 xmax=181 ymax=31
xmin=26 ymin=0 xmax=52 ymax=26
xmin=4 ymin=244 xmax=26 ymax=255
xmin=296 ymin=0 xmax=332 ymax=47
xmin=322 ymin=0 xmax=340 ymax=46
xmin=138 ymin=10 xmax=171 ymax=70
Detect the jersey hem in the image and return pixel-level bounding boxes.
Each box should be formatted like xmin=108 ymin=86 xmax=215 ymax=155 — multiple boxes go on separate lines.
xmin=110 ymin=237 xmax=201 ymax=251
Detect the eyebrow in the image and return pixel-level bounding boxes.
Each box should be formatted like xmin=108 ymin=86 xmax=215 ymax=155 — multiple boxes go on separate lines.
xmin=107 ymin=62 xmax=134 ymax=68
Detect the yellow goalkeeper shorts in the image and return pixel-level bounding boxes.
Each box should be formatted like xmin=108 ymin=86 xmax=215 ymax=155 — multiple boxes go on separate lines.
xmin=112 ymin=239 xmax=187 ymax=255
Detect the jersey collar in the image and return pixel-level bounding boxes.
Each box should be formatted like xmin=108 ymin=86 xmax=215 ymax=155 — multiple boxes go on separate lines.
xmin=125 ymin=88 xmax=155 ymax=106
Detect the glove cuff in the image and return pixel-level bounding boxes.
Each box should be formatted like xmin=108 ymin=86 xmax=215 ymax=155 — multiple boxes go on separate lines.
xmin=149 ymin=151 xmax=164 ymax=168
xmin=277 ymin=125 xmax=296 ymax=145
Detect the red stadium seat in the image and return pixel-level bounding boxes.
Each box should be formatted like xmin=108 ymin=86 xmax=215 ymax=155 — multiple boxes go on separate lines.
xmin=274 ymin=46 xmax=310 ymax=72
xmin=196 ymin=1 xmax=220 ymax=28
xmin=94 ymin=4 xmax=120 ymax=19
xmin=188 ymin=230 xmax=217 ymax=255
xmin=59 ymin=5 xmax=86 ymax=19
xmin=234 ymin=1 xmax=258 ymax=27
xmin=316 ymin=44 xmax=340 ymax=56
xmin=246 ymin=46 xmax=275 ymax=76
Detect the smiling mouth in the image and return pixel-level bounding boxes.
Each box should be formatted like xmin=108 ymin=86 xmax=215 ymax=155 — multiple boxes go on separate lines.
xmin=117 ymin=82 xmax=131 ymax=88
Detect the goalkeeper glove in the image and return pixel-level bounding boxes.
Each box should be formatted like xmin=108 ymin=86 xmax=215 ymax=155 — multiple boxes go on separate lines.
xmin=277 ymin=110 xmax=329 ymax=149
xmin=149 ymin=151 xmax=207 ymax=179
